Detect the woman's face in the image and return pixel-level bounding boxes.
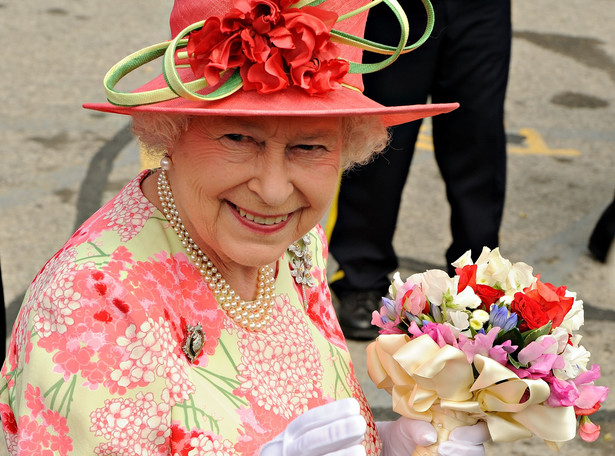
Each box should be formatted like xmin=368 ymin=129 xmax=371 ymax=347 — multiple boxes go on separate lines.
xmin=167 ymin=115 xmax=343 ymax=271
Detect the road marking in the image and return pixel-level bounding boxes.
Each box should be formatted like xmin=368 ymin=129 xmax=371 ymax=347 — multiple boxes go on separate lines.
xmin=509 ymin=128 xmax=580 ymax=156
xmin=416 ymin=125 xmax=581 ymax=157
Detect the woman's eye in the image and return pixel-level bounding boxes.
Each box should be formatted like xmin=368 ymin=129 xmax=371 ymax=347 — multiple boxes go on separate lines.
xmin=224 ymin=134 xmax=246 ymax=142
xmin=294 ymin=144 xmax=327 ymax=152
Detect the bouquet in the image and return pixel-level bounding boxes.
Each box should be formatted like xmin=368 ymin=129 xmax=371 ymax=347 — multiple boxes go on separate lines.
xmin=366 ymin=248 xmax=609 ymax=455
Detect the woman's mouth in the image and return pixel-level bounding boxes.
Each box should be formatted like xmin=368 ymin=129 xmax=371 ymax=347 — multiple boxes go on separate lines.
xmin=232 ymin=204 xmax=290 ymax=226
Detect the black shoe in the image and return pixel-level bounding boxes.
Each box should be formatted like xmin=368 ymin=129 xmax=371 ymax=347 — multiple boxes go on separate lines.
xmin=333 ymin=290 xmax=384 ymax=341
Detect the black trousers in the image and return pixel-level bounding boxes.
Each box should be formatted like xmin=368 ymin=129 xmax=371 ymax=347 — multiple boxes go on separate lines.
xmin=330 ymin=0 xmax=511 ymax=294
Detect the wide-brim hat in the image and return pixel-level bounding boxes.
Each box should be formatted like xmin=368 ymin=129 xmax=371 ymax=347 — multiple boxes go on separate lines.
xmin=84 ymin=0 xmax=458 ymax=127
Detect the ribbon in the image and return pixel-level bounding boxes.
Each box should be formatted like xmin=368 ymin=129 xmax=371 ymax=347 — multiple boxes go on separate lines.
xmin=366 ymin=334 xmax=578 ymax=445
xmin=104 ymin=0 xmax=435 ymax=107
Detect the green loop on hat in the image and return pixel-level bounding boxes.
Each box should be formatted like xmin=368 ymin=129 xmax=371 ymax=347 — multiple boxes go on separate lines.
xmin=163 ymin=20 xmax=244 ymax=101
xmin=332 ymin=0 xmax=434 ymax=74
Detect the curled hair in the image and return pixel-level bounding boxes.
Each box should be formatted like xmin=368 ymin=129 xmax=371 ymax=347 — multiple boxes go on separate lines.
xmin=131 ymin=113 xmax=389 ymax=170
xmin=340 ymin=115 xmax=389 ymax=170
xmin=131 ymin=113 xmax=190 ymax=159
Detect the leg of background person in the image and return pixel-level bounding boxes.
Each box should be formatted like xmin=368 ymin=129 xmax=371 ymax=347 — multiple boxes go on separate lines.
xmin=328 ymin=1 xmax=443 ymax=339
xmin=589 ymin=189 xmax=615 ymax=262
xmin=431 ymin=0 xmax=512 ymax=271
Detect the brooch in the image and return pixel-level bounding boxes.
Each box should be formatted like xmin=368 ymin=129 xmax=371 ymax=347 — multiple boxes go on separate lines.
xmin=287 ymin=234 xmax=315 ymax=308
xmin=182 ymin=323 xmax=204 ymax=363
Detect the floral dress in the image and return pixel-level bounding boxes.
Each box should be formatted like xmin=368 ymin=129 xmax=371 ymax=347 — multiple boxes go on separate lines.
xmin=0 ymin=171 xmax=381 ymax=455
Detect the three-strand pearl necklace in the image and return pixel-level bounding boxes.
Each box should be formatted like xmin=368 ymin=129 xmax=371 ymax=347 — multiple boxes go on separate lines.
xmin=157 ymin=169 xmax=276 ymax=331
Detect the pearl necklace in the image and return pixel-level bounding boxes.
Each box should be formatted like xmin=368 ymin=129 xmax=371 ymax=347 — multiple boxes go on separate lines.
xmin=157 ymin=170 xmax=275 ymax=331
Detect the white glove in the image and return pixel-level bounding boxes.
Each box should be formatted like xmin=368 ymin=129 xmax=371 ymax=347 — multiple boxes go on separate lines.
xmin=377 ymin=418 xmax=489 ymax=456
xmin=259 ymin=398 xmax=367 ymax=456
xmin=438 ymin=422 xmax=489 ymax=456
xmin=377 ymin=417 xmax=437 ymax=456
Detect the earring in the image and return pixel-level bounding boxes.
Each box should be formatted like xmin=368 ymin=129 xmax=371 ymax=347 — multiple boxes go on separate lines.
xmin=160 ymin=154 xmax=172 ymax=171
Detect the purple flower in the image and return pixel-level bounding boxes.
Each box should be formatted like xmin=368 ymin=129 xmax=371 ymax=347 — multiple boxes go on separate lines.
xmin=371 ymin=297 xmax=403 ymax=334
xmin=489 ymin=304 xmax=518 ymax=331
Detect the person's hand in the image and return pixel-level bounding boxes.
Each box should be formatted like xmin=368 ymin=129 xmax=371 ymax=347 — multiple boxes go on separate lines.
xmin=259 ymin=397 xmax=367 ymax=456
xmin=438 ymin=422 xmax=489 ymax=456
xmin=377 ymin=417 xmax=436 ymax=455
xmin=377 ymin=417 xmax=489 ymax=456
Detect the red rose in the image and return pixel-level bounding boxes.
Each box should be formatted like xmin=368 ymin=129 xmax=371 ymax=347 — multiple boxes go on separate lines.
xmin=475 ymin=284 xmax=505 ymax=309
xmin=511 ymin=280 xmax=574 ymax=331
xmin=511 ymin=292 xmax=551 ymax=331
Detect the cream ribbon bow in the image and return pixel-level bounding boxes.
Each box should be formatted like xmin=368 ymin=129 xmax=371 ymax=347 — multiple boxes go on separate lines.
xmin=366 ymin=334 xmax=577 ymax=445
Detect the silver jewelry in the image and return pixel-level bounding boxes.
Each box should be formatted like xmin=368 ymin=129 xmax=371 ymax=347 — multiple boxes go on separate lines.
xmin=182 ymin=323 xmax=205 ymax=362
xmin=157 ymin=170 xmax=276 ymax=332
xmin=288 ymin=234 xmax=315 ymax=308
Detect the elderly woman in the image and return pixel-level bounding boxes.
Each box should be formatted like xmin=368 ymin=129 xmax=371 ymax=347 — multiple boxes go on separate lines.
xmin=0 ymin=0 xmax=489 ymax=454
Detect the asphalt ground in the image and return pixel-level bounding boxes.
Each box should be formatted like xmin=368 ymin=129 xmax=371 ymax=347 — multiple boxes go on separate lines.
xmin=1 ymin=0 xmax=614 ymax=454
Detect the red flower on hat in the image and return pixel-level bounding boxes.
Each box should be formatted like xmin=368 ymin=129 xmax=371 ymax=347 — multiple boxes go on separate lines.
xmin=187 ymin=0 xmax=349 ymax=95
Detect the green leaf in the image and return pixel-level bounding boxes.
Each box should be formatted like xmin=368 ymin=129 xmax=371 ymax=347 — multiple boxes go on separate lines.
xmin=494 ymin=328 xmax=524 ymax=360
xmin=507 ymin=353 xmax=524 ymax=369
xmin=522 ymin=321 xmax=552 ymax=345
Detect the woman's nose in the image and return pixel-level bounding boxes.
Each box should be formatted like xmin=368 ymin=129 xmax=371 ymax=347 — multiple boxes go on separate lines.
xmin=247 ymin=152 xmax=294 ymax=207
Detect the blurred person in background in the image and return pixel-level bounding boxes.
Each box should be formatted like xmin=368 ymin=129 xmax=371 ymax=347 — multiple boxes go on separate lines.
xmin=329 ymin=0 xmax=512 ymax=340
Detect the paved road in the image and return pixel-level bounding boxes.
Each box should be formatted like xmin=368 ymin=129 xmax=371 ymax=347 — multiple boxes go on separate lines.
xmin=1 ymin=0 xmax=614 ymax=454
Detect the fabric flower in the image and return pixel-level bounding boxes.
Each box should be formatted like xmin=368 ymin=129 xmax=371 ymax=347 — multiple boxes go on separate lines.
xmin=187 ymin=0 xmax=348 ymax=95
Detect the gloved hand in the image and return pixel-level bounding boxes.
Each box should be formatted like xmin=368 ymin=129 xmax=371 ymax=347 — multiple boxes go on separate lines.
xmin=259 ymin=398 xmax=367 ymax=456
xmin=438 ymin=422 xmax=489 ymax=456
xmin=377 ymin=417 xmax=489 ymax=456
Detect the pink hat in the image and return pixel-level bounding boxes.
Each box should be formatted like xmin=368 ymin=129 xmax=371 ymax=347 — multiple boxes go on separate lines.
xmin=83 ymin=0 xmax=458 ymax=126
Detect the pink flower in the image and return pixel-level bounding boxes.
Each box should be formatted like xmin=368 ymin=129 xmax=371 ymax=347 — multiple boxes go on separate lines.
xmin=578 ymin=416 xmax=601 ymax=442
xmin=573 ymin=365 xmax=609 ymax=415
xmin=546 ymin=375 xmax=578 ymax=407
xmin=371 ymin=297 xmax=403 ymax=334
xmin=409 ymin=321 xmax=459 ymax=349
xmin=457 ymin=327 xmax=515 ymax=364
xmin=511 ymin=337 xmax=565 ymax=380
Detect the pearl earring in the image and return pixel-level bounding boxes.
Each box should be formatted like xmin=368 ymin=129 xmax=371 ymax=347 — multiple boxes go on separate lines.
xmin=160 ymin=154 xmax=172 ymax=171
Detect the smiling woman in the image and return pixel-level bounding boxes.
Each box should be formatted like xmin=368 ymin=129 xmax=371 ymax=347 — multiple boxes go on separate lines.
xmin=0 ymin=1 xmax=491 ymax=455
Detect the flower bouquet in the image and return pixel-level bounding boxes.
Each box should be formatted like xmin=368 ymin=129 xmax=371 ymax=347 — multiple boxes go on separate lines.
xmin=366 ymin=248 xmax=609 ymax=455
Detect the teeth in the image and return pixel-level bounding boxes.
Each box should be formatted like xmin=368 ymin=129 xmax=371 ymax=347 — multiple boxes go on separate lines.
xmin=237 ymin=207 xmax=288 ymax=225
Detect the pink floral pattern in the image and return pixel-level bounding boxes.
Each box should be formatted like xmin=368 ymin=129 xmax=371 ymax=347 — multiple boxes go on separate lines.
xmin=13 ymin=384 xmax=73 ymax=455
xmin=0 ymin=173 xmax=378 ymax=454
xmin=346 ymin=369 xmax=382 ymax=454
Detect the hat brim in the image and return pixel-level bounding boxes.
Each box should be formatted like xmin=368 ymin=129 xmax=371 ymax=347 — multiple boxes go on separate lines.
xmin=84 ymin=71 xmax=458 ymax=127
